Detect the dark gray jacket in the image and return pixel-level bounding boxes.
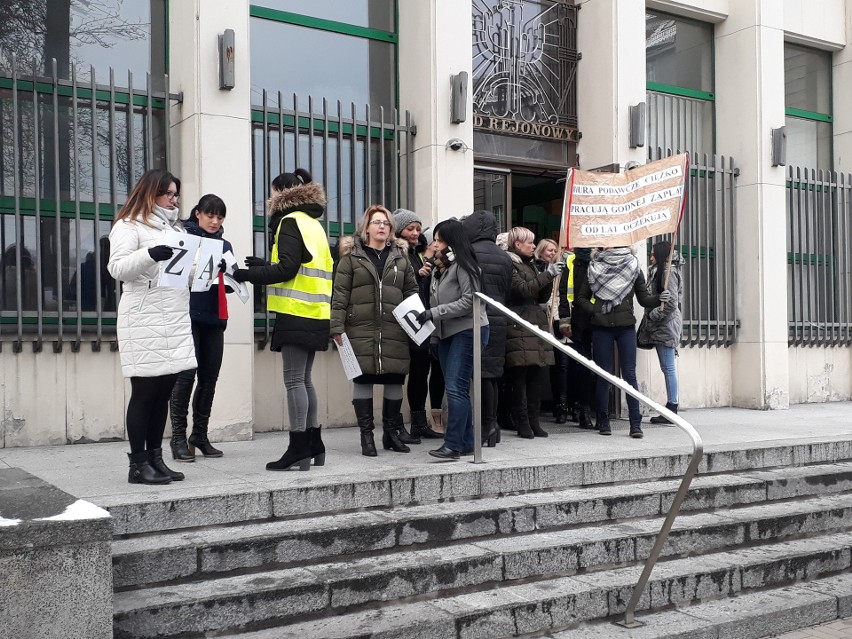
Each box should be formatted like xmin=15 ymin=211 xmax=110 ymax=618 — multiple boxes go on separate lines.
xmin=638 ymin=254 xmax=684 ymax=348
xmin=429 ymin=262 xmax=488 ymax=341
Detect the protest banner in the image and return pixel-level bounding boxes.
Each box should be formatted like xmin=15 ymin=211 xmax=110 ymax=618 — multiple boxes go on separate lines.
xmin=563 ymin=153 xmax=688 ymax=248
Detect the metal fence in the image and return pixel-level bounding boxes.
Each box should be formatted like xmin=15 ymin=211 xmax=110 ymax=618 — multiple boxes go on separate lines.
xmin=786 ymin=166 xmax=852 ymax=346
xmin=0 ymin=52 xmax=173 ymax=353
xmin=648 ymin=148 xmax=739 ymax=347
xmin=250 ymin=91 xmax=415 ymax=347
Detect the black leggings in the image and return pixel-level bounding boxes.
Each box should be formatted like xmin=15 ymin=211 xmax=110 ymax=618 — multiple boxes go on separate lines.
xmin=127 ymin=374 xmax=178 ymax=454
xmin=407 ymin=348 xmax=445 ymax=411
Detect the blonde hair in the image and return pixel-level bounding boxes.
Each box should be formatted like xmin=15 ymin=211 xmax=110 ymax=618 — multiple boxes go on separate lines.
xmin=507 ymin=226 xmax=534 ymax=250
xmin=495 ymin=232 xmax=509 ymax=250
xmin=357 ymin=204 xmax=395 ymax=245
xmin=534 ymin=239 xmax=559 ymax=263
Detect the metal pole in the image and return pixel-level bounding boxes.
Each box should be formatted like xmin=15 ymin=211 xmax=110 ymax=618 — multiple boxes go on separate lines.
xmin=472 ymin=295 xmax=483 ymax=464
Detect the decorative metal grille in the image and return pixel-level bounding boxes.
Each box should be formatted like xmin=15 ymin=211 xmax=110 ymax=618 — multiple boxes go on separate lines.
xmin=472 ymin=0 xmax=578 ymax=130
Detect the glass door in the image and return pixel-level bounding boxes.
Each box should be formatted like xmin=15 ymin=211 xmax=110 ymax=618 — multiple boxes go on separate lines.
xmin=473 ymin=167 xmax=511 ymax=231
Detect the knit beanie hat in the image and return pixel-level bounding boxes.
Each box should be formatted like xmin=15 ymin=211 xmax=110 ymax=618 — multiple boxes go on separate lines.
xmin=392 ymin=208 xmax=421 ymax=237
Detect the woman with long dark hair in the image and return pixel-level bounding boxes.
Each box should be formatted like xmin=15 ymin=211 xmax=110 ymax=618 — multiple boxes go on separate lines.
xmin=108 ymin=169 xmax=195 ymax=484
xmin=639 ymin=241 xmax=684 ymax=423
xmin=417 ymin=219 xmax=489 ymax=460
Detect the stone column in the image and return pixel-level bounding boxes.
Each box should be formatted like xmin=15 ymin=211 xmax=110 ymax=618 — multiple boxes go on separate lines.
xmin=716 ymin=0 xmax=790 ymax=408
xmin=398 ymin=0 xmax=474 ymax=227
xmin=168 ymin=0 xmax=255 ymax=440
xmin=834 ymin=3 xmax=852 ymax=173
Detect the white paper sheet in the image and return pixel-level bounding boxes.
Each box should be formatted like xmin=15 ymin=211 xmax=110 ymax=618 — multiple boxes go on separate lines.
xmin=392 ymin=294 xmax=435 ymax=346
xmin=334 ymin=333 xmax=363 ymax=380
xmin=159 ymin=231 xmax=201 ymax=288
xmin=223 ymin=274 xmax=250 ymax=304
xmin=190 ymin=238 xmax=225 ymax=292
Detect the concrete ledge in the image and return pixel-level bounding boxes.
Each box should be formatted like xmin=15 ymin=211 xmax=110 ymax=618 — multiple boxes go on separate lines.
xmin=0 ymin=468 xmax=113 ymax=639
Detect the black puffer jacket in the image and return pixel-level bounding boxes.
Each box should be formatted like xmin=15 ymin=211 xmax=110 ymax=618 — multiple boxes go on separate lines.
xmin=183 ymin=219 xmax=233 ymax=329
xmin=505 ymin=249 xmax=556 ymax=368
xmin=462 ymin=210 xmax=513 ymax=378
xmin=238 ymin=182 xmax=330 ymax=352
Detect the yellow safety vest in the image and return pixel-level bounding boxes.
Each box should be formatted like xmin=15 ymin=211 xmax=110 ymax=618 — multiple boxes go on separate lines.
xmin=267 ymin=212 xmax=333 ymax=320
xmin=565 ymin=253 xmax=576 ymax=302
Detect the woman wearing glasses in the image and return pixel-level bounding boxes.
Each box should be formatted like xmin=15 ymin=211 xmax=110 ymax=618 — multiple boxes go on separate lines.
xmin=108 ymin=169 xmax=195 ymax=485
xmin=169 ymin=194 xmax=233 ymax=462
xmin=331 ymin=205 xmax=419 ymax=457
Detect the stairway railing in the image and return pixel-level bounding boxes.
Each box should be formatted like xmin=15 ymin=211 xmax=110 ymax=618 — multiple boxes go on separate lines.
xmin=471 ymin=293 xmax=704 ymax=628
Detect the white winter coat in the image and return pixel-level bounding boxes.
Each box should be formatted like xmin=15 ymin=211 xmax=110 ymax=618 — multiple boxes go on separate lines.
xmin=108 ymin=208 xmax=196 ymax=378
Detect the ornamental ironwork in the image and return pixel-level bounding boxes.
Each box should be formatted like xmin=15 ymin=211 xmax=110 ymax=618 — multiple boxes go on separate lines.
xmin=472 ymin=0 xmax=578 ymax=141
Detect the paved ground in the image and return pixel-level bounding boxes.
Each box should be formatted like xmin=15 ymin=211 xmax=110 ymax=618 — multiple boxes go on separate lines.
xmin=773 ymin=618 xmax=852 ymax=638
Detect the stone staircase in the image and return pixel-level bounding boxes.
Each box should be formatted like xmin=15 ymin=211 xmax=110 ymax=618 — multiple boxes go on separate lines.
xmin=109 ymin=438 xmax=852 ymax=639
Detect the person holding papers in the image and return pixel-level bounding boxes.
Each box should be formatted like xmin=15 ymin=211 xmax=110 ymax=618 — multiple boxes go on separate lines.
xmin=419 ymin=219 xmax=489 ymax=461
xmin=108 ymin=169 xmax=195 ymax=485
xmin=330 ymin=205 xmax=419 ymax=457
xmin=168 ymin=195 xmax=233 ymax=462
xmin=232 ymin=169 xmax=333 ymax=471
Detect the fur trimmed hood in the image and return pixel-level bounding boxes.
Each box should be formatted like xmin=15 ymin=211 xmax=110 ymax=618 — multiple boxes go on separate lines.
xmin=267 ymin=181 xmax=327 ymax=216
xmin=338 ymin=234 xmax=408 ymax=257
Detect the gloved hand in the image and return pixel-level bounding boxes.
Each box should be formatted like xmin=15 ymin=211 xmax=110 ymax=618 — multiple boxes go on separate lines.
xmin=416 ymin=309 xmax=432 ymax=325
xmin=231 ymin=268 xmax=250 ymax=283
xmin=658 ymin=290 xmax=672 ymax=304
xmin=244 ymin=256 xmax=267 ymax=268
xmin=148 ymin=245 xmax=173 ymax=262
xmin=218 ymin=258 xmax=227 ymax=274
xmin=546 ymin=261 xmax=565 ymax=277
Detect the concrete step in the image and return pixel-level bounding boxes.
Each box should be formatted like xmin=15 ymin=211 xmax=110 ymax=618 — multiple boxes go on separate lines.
xmin=100 ymin=438 xmax=852 ymax=535
xmin=169 ymin=535 xmax=852 ymax=639
xmin=111 ymin=496 xmax=852 ymax=638
xmin=111 ymin=461 xmax=852 ymax=589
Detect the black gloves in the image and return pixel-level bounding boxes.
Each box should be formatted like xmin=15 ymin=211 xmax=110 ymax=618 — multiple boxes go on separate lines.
xmin=244 ymin=256 xmax=268 ymax=268
xmin=148 ymin=245 xmax=173 ymax=262
xmin=218 ymin=258 xmax=227 ymax=274
xmin=416 ymin=309 xmax=432 ymax=325
xmin=231 ymin=268 xmax=250 ymax=283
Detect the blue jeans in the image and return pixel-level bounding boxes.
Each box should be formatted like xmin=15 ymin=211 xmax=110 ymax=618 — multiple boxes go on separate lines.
xmin=592 ymin=326 xmax=641 ymax=424
xmin=655 ymin=345 xmax=678 ymax=404
xmin=438 ymin=326 xmax=489 ymax=452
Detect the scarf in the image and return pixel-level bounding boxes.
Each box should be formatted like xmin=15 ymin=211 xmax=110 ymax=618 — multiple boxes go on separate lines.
xmin=587 ymin=248 xmax=640 ymax=313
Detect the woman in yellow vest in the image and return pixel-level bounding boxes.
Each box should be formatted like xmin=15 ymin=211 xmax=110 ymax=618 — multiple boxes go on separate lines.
xmin=233 ymin=169 xmax=333 ymax=471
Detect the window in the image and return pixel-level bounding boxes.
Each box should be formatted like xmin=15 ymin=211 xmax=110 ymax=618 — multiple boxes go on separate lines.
xmin=645 ymin=11 xmax=714 ymax=155
xmin=784 ymin=44 xmax=832 ymax=170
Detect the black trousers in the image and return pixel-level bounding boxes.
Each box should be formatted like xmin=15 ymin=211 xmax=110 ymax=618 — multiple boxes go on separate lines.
xmin=127 ymin=374 xmax=179 ymax=454
xmin=507 ymin=365 xmax=544 ymax=429
xmin=408 ymin=348 xmax=445 ymax=411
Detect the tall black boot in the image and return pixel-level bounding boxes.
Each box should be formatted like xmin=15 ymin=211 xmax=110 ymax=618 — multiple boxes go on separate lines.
xmin=529 ymin=404 xmax=549 ymax=438
xmin=148 ymin=447 xmax=185 ymax=481
xmin=187 ymin=381 xmax=223 ymax=458
xmin=169 ymin=372 xmax=196 ymax=462
xmin=353 ymin=398 xmax=377 ymax=457
xmin=308 ymin=426 xmax=326 ymax=466
xmin=650 ymin=402 xmax=678 ymax=424
xmin=127 ymin=451 xmax=171 ymax=485
xmin=382 ymin=398 xmax=411 ymax=453
xmin=410 ymin=410 xmax=442 ymax=439
xmin=266 ymin=431 xmax=312 ymax=471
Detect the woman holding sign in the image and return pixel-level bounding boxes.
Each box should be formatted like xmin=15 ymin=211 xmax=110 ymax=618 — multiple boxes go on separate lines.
xmin=108 ymin=169 xmax=195 ymax=485
xmin=232 ymin=169 xmax=333 ymax=471
xmin=168 ymin=194 xmax=233 ymax=462
xmin=330 ymin=205 xmax=419 ymax=457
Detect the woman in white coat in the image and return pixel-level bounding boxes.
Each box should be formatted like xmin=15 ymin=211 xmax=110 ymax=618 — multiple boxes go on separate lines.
xmin=108 ymin=169 xmax=197 ymax=485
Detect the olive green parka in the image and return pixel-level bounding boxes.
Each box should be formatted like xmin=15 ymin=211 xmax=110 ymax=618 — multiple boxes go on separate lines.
xmin=330 ymin=235 xmax=418 ymax=376
xmin=505 ymin=250 xmax=557 ymax=368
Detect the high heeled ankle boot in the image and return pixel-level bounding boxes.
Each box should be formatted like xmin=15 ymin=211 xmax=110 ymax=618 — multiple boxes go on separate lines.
xmin=650 ymin=402 xmax=678 ymax=424
xmin=266 ymin=431 xmax=312 ymax=471
xmin=577 ymin=405 xmax=594 ymax=429
xmin=353 ymin=398 xmax=377 ymax=457
xmin=148 ymin=447 xmax=185 ymax=481
xmin=127 ymin=451 xmax=171 ymax=485
xmin=410 ymin=410 xmax=442 ymax=439
xmin=187 ymin=381 xmax=223 ymax=458
xmin=169 ymin=372 xmax=196 ymax=462
xmin=382 ymin=398 xmax=410 ymax=453
xmin=308 ymin=426 xmax=326 ymax=466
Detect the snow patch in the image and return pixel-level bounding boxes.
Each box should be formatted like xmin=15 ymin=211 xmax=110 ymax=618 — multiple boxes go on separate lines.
xmin=34 ymin=499 xmax=110 ymax=522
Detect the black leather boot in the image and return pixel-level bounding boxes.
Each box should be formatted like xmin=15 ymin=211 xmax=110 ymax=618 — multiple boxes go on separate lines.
xmin=308 ymin=426 xmax=326 ymax=466
xmin=529 ymin=406 xmax=549 ymax=438
xmin=578 ymin=405 xmax=594 ymax=430
xmin=148 ymin=447 xmax=185 ymax=481
xmin=353 ymin=398 xmax=377 ymax=457
xmin=187 ymin=381 xmax=223 ymax=458
xmin=127 ymin=451 xmax=171 ymax=485
xmin=410 ymin=410 xmax=442 ymax=439
xmin=630 ymin=419 xmax=644 ymax=439
xmin=514 ymin=408 xmax=534 ymax=439
xmin=650 ymin=402 xmax=678 ymax=424
xmin=266 ymin=431 xmax=312 ymax=471
xmin=554 ymin=402 xmax=568 ymax=425
xmin=597 ymin=412 xmax=611 ymax=436
xmin=382 ymin=398 xmax=411 ymax=453
xmin=169 ymin=372 xmax=196 ymax=462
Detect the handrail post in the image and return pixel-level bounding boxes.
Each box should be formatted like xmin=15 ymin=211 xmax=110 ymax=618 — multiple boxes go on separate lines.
xmin=472 ymin=295 xmax=483 ymax=463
